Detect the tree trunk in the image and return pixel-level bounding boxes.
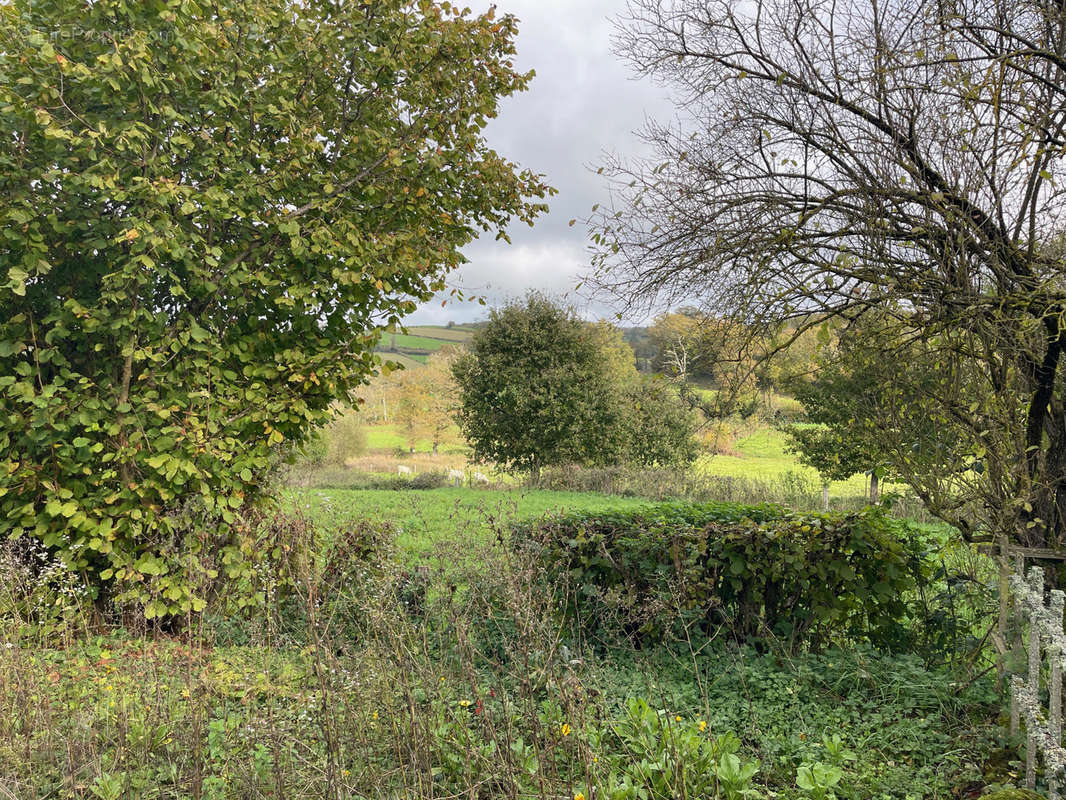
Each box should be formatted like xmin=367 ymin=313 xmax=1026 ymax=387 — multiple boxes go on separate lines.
xmin=869 ymin=471 xmax=880 ymax=505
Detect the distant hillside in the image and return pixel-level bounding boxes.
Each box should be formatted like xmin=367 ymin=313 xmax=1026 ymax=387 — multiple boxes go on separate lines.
xmin=378 ymin=322 xmax=653 ymax=369
xmin=376 ymin=325 xmax=476 ymax=366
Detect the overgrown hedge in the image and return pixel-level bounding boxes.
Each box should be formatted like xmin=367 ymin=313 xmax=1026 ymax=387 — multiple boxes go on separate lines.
xmin=514 ymin=502 xmax=931 ymax=651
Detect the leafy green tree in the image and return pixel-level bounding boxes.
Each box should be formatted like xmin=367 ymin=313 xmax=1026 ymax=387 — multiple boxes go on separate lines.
xmin=785 ymin=423 xmax=870 ymax=487
xmin=588 ymin=318 xmax=701 ymax=465
xmin=293 ymin=410 xmax=368 ymax=468
xmin=453 ymin=294 xmax=632 ymax=476
xmin=389 ymin=347 xmax=460 ymax=454
xmin=648 ymin=310 xmax=755 ymax=387
xmin=646 ymin=309 xmax=770 ymax=422
xmin=417 ymin=348 xmax=462 ymax=454
xmin=0 ymin=0 xmax=549 ymax=615
xmin=782 ymin=327 xmax=887 ymax=498
xmin=587 ymin=320 xmax=640 ymax=386
xmin=783 ymin=320 xmax=969 ymax=506
xmin=453 ymin=295 xmax=699 ymax=475
xmin=325 ymin=412 xmax=370 ymax=467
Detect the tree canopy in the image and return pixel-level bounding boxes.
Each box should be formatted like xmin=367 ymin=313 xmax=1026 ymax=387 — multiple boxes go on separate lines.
xmin=592 ymin=0 xmax=1066 ymax=546
xmin=453 ymin=294 xmax=633 ymax=475
xmin=452 ymin=294 xmax=699 ymax=475
xmin=0 ymin=0 xmax=549 ymax=615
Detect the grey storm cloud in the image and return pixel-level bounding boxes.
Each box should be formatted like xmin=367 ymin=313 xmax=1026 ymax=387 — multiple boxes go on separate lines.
xmin=405 ymin=0 xmax=676 ymax=326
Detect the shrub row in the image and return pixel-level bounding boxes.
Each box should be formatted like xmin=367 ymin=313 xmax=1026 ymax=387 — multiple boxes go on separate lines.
xmin=514 ymin=501 xmax=931 ymax=651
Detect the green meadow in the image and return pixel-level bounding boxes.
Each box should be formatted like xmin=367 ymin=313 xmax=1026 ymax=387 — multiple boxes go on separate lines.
xmin=376 ymin=326 xmax=476 ymax=365
xmin=700 ymin=427 xmax=882 ymax=497
xmin=287 ymin=486 xmax=649 ymax=561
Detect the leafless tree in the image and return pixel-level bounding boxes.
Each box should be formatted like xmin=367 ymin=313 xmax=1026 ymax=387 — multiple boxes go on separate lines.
xmin=591 ymin=0 xmax=1066 ymax=546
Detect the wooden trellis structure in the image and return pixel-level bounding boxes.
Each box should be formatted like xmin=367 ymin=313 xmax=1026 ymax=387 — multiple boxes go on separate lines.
xmin=989 ymin=539 xmax=1066 ymax=798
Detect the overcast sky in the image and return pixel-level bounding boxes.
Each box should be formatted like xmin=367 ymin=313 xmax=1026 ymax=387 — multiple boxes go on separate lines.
xmin=404 ymin=0 xmax=675 ymax=326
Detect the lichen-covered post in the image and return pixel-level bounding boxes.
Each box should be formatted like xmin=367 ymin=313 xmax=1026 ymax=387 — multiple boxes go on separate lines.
xmin=1027 ymin=567 xmax=1045 ymax=790
xmin=1012 ymin=554 xmax=1026 ymax=736
xmin=1050 ymin=589 xmax=1065 ymax=800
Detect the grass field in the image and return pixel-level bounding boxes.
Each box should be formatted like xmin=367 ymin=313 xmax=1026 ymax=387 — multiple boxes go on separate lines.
xmin=700 ymin=427 xmax=879 ymax=496
xmin=407 ymin=325 xmax=477 ymax=342
xmin=287 ymin=486 xmax=648 ymax=561
xmin=364 ymin=423 xmax=466 ymax=454
xmin=377 ymin=351 xmax=426 ymax=369
xmin=376 ymin=326 xmax=475 ymax=366
xmin=381 ymin=332 xmax=456 ymax=351
xmin=362 ymin=420 xmax=883 ymax=500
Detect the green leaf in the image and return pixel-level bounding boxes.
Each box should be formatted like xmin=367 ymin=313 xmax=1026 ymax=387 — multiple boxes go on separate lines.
xmin=188 ymin=321 xmax=210 ymax=342
xmin=8 ymin=266 xmax=28 ymax=295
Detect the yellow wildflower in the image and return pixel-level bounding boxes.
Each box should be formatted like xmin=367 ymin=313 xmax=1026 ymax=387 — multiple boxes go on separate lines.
xmin=561 ymin=723 xmax=571 ymax=737
xmin=575 ymin=793 xmax=586 ymax=800
xmin=699 ymin=720 xmax=707 ymax=732
xmin=675 ymin=715 xmax=682 ymax=722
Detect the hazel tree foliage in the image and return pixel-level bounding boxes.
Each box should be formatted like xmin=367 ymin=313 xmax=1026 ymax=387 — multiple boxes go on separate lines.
xmin=592 ymin=0 xmax=1066 ymax=546
xmin=0 ymin=0 xmax=550 ymax=615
